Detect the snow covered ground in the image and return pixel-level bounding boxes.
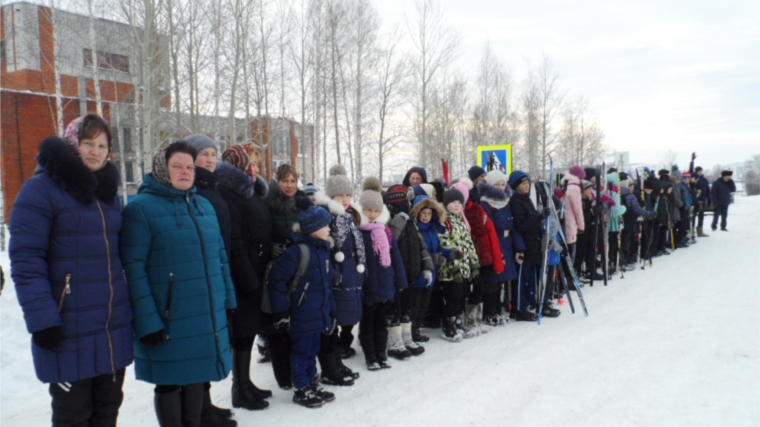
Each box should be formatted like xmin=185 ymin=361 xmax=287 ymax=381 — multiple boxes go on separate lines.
xmin=2 ymin=197 xmax=759 ymax=427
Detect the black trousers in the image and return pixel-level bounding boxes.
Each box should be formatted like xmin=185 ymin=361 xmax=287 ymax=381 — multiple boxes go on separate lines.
xmin=466 ymin=269 xmax=486 ymax=305
xmin=410 ymin=287 xmax=431 ymax=331
xmin=608 ymin=231 xmax=619 ymax=268
xmin=339 ymin=325 xmax=354 ymax=348
xmin=387 ymin=285 xmax=413 ymax=323
xmin=49 ymin=369 xmax=126 ymax=427
xmin=482 ymin=280 xmax=503 ymax=317
xmin=359 ymin=302 xmax=389 ymax=360
xmin=424 ymin=283 xmax=444 ymax=326
xmin=440 ymin=280 xmax=466 ymax=317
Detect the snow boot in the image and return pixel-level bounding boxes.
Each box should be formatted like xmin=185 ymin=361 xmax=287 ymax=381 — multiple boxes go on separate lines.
xmin=266 ymin=333 xmax=293 ymax=390
xmin=514 ymin=310 xmax=538 ymax=321
xmin=365 ymin=353 xmax=381 ymax=371
xmin=541 ymin=302 xmax=561 ymax=318
xmin=401 ymin=322 xmax=425 ymax=356
xmin=255 ymin=335 xmax=270 ymax=364
xmin=377 ymin=353 xmax=392 ymax=369
xmin=412 ymin=326 xmax=430 ymax=343
xmin=333 ymin=345 xmax=359 ymax=380
xmin=292 ymin=386 xmax=325 ymax=408
xmin=462 ymin=306 xmax=481 ymax=338
xmin=201 ymin=383 xmax=236 ymax=427
xmin=476 ymin=304 xmax=491 ymax=334
xmin=310 ymin=376 xmax=335 ymax=403
xmin=181 ymin=383 xmax=204 ymax=427
xmin=440 ymin=316 xmax=463 ymax=342
xmin=231 ymin=350 xmax=270 ymax=411
xmin=483 ymin=315 xmax=500 ymax=327
xmin=154 ymin=388 xmax=182 ymax=427
xmin=340 ymin=347 xmax=356 ymax=359
xmin=697 ymin=227 xmax=709 ymax=237
xmin=387 ymin=325 xmax=412 ymax=360
xmin=318 ymin=351 xmax=354 ymax=386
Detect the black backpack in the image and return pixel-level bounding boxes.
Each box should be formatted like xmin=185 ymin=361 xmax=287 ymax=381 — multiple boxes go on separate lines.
xmin=260 ymin=243 xmax=310 ymax=314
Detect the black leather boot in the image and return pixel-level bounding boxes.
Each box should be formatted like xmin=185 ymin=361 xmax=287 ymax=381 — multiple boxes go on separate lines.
xmin=231 ymin=350 xmax=270 ymax=410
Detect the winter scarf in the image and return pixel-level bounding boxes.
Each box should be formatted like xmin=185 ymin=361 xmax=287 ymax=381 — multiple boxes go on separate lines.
xmin=360 ymin=222 xmax=391 ymax=267
xmin=151 ymin=143 xmax=173 ymax=187
xmin=334 ymin=212 xmax=367 ymax=265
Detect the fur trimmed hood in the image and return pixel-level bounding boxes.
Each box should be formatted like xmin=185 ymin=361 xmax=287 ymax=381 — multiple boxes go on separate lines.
xmin=354 ymin=201 xmax=391 ymax=226
xmin=477 ymin=181 xmax=510 ymax=209
xmin=214 ymin=161 xmax=270 ymax=199
xmin=265 ymin=180 xmax=307 ymax=215
xmin=410 ymin=196 xmax=446 ymax=226
xmin=314 ymin=190 xmax=346 ymax=216
xmin=36 ymin=136 xmax=119 ymax=205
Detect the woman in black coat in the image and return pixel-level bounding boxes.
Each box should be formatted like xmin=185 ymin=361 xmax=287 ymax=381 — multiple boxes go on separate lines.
xmin=264 ymin=164 xmax=309 ymax=389
xmin=216 ymin=143 xmax=273 ymax=408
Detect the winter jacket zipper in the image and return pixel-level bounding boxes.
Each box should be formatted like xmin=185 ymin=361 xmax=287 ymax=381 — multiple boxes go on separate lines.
xmin=58 ymin=274 xmax=72 ymax=312
xmin=165 ymin=281 xmax=175 ymax=339
xmin=95 ymin=200 xmax=117 ymax=380
xmin=185 ymin=193 xmax=225 ymax=378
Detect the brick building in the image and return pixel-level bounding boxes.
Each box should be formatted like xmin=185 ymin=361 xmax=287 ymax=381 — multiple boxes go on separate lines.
xmin=1 ymin=2 xmax=314 ymax=223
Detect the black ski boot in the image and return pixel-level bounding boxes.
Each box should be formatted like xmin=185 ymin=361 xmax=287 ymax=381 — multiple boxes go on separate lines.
xmin=377 ymin=352 xmax=392 ymax=369
xmin=340 ymin=347 xmax=356 ymax=359
xmin=231 ymin=350 xmax=270 ymax=411
xmin=412 ymin=326 xmax=430 ymax=343
xmin=541 ymin=303 xmax=561 ymax=318
xmin=440 ymin=316 xmax=462 ymax=342
xmin=365 ymin=353 xmax=381 ymax=371
xmin=333 ymin=345 xmax=359 ymax=380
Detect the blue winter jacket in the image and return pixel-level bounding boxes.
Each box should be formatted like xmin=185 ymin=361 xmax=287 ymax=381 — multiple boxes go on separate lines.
xmin=268 ymin=233 xmax=338 ymax=336
xmin=680 ymin=183 xmax=694 ymax=209
xmin=313 ymin=191 xmax=366 ymax=326
xmin=711 ymin=178 xmax=736 ymax=207
xmin=10 ymin=137 xmax=134 ymax=384
xmin=120 ymin=173 xmax=236 ymax=385
xmin=410 ymin=196 xmax=450 ymax=288
xmin=360 ymin=223 xmax=408 ymax=306
xmin=479 ymin=182 xmax=525 ymax=282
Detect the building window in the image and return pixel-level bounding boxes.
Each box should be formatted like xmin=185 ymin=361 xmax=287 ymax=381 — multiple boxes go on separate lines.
xmin=84 ymin=48 xmax=130 ymax=73
xmin=111 ymin=127 xmax=133 ymax=153
xmin=1 ymin=39 xmax=6 ymax=62
xmin=125 ymin=161 xmax=134 ymax=183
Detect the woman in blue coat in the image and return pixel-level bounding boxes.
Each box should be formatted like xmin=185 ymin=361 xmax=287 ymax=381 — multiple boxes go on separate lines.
xmin=120 ymin=141 xmax=236 ymax=427
xmin=478 ymin=171 xmax=526 ymax=325
xmin=10 ymin=115 xmax=133 ymax=427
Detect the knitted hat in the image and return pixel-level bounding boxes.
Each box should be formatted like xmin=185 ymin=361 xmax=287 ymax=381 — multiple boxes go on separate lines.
xmin=508 ymin=170 xmax=531 ymax=190
xmin=582 ymin=180 xmax=594 ymax=190
xmin=325 ymin=164 xmax=353 ymax=197
xmin=359 ymin=177 xmax=384 ymax=211
xmin=449 ymin=178 xmax=472 ymax=204
xmin=468 ymin=165 xmax=487 ymax=182
xmin=151 ymin=143 xmax=173 ymax=187
xmin=568 ymin=166 xmax=586 ymax=180
xmin=680 ymin=172 xmax=691 ymax=179
xmin=298 ymin=198 xmax=332 ymax=234
xmin=486 ymin=169 xmax=507 ymax=184
xmin=584 ymin=168 xmax=596 ymax=181
xmin=303 ymin=182 xmax=319 ymax=196
xmin=222 ymin=144 xmax=249 ymax=171
xmin=721 ymin=170 xmax=733 ymax=177
xmin=620 ymin=179 xmax=630 ymax=189
xmin=658 ymin=169 xmax=670 ymax=178
xmin=385 ymin=184 xmax=410 ymax=215
xmin=443 ymin=188 xmax=465 ymax=207
xmin=185 ymin=134 xmax=217 ymax=155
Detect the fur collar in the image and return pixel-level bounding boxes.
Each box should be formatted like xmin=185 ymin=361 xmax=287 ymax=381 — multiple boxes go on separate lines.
xmin=409 ymin=197 xmax=446 ymax=226
xmin=215 ymin=162 xmax=255 ymax=199
xmin=354 ymin=201 xmax=391 ymax=227
xmin=265 ymin=181 xmax=306 ymax=214
xmin=477 ymin=181 xmax=509 ymax=209
xmin=314 ymin=190 xmax=346 ymax=216
xmin=36 ymin=137 xmax=119 ymax=205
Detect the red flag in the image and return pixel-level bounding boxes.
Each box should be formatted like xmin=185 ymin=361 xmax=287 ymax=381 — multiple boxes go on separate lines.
xmin=441 ymin=158 xmax=450 ymax=185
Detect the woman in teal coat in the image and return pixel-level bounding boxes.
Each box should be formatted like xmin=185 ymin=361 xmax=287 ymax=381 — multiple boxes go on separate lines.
xmin=120 ymin=141 xmax=237 ymax=427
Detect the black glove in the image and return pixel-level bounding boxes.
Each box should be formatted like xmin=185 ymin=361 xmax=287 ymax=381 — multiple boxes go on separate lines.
xmin=140 ymin=329 xmax=165 ymax=345
xmin=577 ymin=229 xmax=585 ymax=235
xmin=540 ymin=207 xmax=551 ymax=218
xmin=33 ymin=326 xmax=62 ymax=350
xmin=273 ymin=311 xmax=290 ymax=332
xmin=434 ymin=254 xmax=447 ymax=266
xmin=450 ymin=249 xmax=465 ymax=260
xmin=271 ymin=243 xmax=286 ymax=258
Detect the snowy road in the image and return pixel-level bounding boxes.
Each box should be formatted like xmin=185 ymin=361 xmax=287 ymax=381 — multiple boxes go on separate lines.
xmin=2 ymin=197 xmax=759 ymax=427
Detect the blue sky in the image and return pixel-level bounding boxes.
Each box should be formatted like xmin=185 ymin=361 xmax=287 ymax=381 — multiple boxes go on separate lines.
xmin=381 ymin=0 xmax=760 ymax=169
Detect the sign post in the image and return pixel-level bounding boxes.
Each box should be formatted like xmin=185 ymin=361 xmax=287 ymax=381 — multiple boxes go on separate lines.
xmin=477 ymin=144 xmax=513 ymax=176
